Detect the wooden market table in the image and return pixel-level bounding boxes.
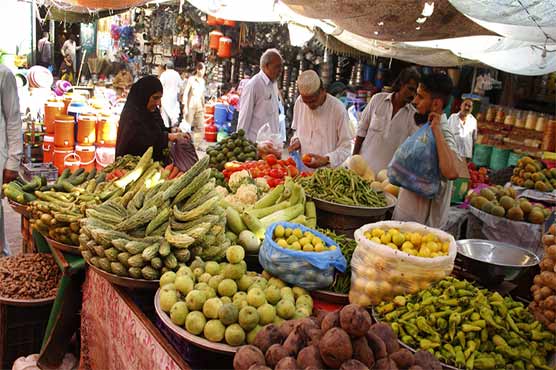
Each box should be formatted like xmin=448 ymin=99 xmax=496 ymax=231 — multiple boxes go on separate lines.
xmin=7 ymin=199 xmax=35 ymax=253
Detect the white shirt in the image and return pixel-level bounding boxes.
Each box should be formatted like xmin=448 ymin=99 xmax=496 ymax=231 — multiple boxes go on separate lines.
xmin=292 ymin=94 xmax=353 ymax=168
xmin=356 ymin=92 xmax=418 ymax=174
xmin=182 ymin=75 xmax=205 ymax=110
xmin=392 ymin=114 xmax=458 ymax=228
xmin=0 ymin=65 xmax=23 ymax=175
xmin=237 ymin=70 xmax=280 ymax=142
xmin=159 ymin=69 xmax=183 ymax=123
xmin=448 ymin=112 xmax=477 ymax=159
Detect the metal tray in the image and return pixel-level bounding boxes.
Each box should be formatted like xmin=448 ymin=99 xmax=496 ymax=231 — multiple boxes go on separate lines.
xmin=311 ymin=290 xmax=349 ymax=306
xmin=45 ymin=237 xmax=81 ymax=255
xmin=7 ymin=199 xmax=30 ymax=218
xmin=456 ymin=239 xmax=540 ymax=267
xmin=154 ymin=289 xmax=238 ymax=355
xmin=311 ymin=192 xmax=397 ymax=217
xmin=87 ymin=261 xmax=160 ymax=289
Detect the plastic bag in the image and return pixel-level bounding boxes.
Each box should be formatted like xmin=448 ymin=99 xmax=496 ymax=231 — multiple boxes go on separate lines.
xmin=289 ymin=151 xmax=309 ymax=173
xmin=170 ymin=137 xmax=198 ymax=172
xmin=350 ymin=221 xmax=457 ymax=306
xmin=387 ymin=123 xmax=440 ymax=199
xmin=259 ymin=222 xmax=347 ymax=290
xmin=257 ymin=122 xmax=283 ymax=159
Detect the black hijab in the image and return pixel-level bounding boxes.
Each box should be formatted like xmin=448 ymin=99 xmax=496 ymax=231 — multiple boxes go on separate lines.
xmin=116 ymin=76 xmax=169 ymax=162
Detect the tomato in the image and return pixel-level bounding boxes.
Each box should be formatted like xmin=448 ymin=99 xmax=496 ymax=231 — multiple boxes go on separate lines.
xmin=265 ymin=154 xmax=278 ymax=166
xmin=302 ymin=154 xmax=312 ymax=165
xmin=267 ymin=177 xmax=281 ymax=188
xmin=287 ymin=165 xmax=298 ymax=177
xmin=286 ymin=157 xmax=296 ymax=166
xmin=269 ymin=168 xmax=285 ymax=179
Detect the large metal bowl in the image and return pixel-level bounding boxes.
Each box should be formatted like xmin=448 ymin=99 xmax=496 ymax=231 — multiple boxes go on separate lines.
xmin=456 ymin=239 xmax=540 ymax=286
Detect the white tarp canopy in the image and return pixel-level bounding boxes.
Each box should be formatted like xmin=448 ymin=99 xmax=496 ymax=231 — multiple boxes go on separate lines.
xmin=188 ymin=0 xmax=556 ymax=75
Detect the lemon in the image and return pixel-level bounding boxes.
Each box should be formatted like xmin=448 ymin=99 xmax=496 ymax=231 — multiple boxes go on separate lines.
xmin=299 ymin=237 xmax=311 ymax=247
xmin=314 ymin=243 xmax=325 ymax=252
xmin=276 ymin=239 xmax=288 ymax=248
xmin=329 ymin=246 xmax=336 ymax=251
xmin=418 ymin=246 xmax=431 ymax=257
xmin=410 ymin=233 xmax=422 ymax=247
xmin=364 ymin=231 xmax=372 ymax=240
xmin=290 ymin=241 xmax=301 ymax=250
xmin=274 ymin=225 xmax=285 ymax=238
xmin=371 ymin=228 xmax=385 ymax=238
xmin=392 ymin=233 xmax=405 ymax=247
xmin=284 ymin=228 xmax=292 ymax=238
xmin=370 ymin=237 xmax=381 ymax=244
xmin=286 ymin=235 xmax=298 ymax=244
xmin=313 ymin=237 xmax=323 ymax=245
xmin=441 ymin=242 xmax=450 ymax=253
xmin=428 ymin=242 xmax=441 ymax=253
xmin=380 ymin=233 xmax=392 ymax=244
xmin=293 ymin=228 xmax=303 ymax=238
xmin=302 ymin=244 xmax=314 ymax=252
xmin=303 ymin=231 xmax=313 ymax=239
xmin=401 ymin=241 xmax=414 ymax=252
xmin=422 ymin=233 xmax=437 ymax=243
xmin=387 ymin=228 xmax=399 ymax=236
xmin=387 ymin=243 xmax=398 ymax=250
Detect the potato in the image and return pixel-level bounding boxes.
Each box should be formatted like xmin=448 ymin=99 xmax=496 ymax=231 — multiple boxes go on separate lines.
xmin=408 ymin=366 xmax=424 ymax=370
xmin=234 ymin=345 xmax=266 ymax=370
xmin=539 ymin=286 xmax=553 ymax=299
xmin=375 ymin=358 xmax=399 ymax=370
xmin=279 ymin=320 xmax=299 ymax=338
xmin=534 ymin=275 xmax=543 ymax=285
xmin=531 ymin=284 xmax=540 ymax=293
xmin=541 ymin=271 xmax=556 ymax=290
xmin=369 ymin=323 xmax=399 ymax=355
xmin=390 ymin=349 xmax=415 ymax=369
xmin=414 ymin=350 xmax=442 ymax=370
xmin=544 ymin=309 xmax=555 ymax=322
xmin=340 ymin=359 xmax=370 ymax=370
xmin=540 ymin=257 xmax=556 ymax=272
xmin=534 ymin=292 xmax=543 ymax=303
xmin=549 ymin=224 xmax=556 ymax=236
xmin=549 ymin=322 xmax=556 ymax=332
xmin=319 ymin=327 xmax=353 ymax=368
xmin=296 ymin=345 xmax=324 ymax=369
xmin=544 ymin=295 xmax=556 ymax=309
xmin=352 ymin=336 xmax=375 ymax=369
xmin=339 ymin=304 xmax=372 ymax=337
xmin=365 ymin=330 xmax=388 ymax=360
xmin=314 ymin=309 xmax=328 ymax=327
xmin=248 ymin=366 xmax=271 ymax=370
xmin=547 ymin=245 xmax=556 ymax=258
xmin=275 ymin=357 xmax=298 ymax=370
xmin=320 ymin=311 xmax=340 ymax=333
xmin=254 ymin=324 xmax=285 ymax=354
xmin=265 ymin=344 xmax=289 ymax=368
xmin=542 ymin=234 xmax=555 ymax=246
xmin=283 ymin=326 xmax=306 ymax=357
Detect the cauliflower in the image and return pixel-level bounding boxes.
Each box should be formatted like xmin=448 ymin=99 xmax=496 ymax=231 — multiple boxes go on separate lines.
xmin=214 ymin=185 xmax=229 ymax=198
xmin=228 ymin=170 xmax=254 ymax=193
xmin=255 ymin=177 xmax=270 ymax=194
xmin=236 ymin=184 xmax=258 ymax=205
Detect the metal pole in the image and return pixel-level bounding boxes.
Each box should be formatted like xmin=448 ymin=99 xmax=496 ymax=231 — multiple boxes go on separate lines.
xmin=49 ymin=20 xmax=55 ymax=68
xmin=31 ymin=0 xmax=37 ymax=66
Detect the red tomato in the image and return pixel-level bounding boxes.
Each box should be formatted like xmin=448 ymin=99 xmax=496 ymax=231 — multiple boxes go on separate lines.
xmin=267 ymin=177 xmax=281 ymax=188
xmin=269 ymin=168 xmax=285 ymax=179
xmin=265 ymin=154 xmax=278 ymax=166
xmin=287 ymin=165 xmax=299 ymax=177
xmin=286 ymin=157 xmax=296 ymax=166
xmin=302 ymin=154 xmax=312 ymax=165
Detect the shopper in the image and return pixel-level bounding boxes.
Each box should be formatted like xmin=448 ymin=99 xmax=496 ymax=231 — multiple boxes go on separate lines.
xmin=61 ymin=33 xmax=80 ymax=74
xmin=288 ymin=70 xmax=353 ymax=169
xmin=182 ymin=62 xmax=206 ymax=132
xmin=37 ymin=31 xmax=52 ymax=69
xmin=112 ymin=63 xmax=134 ymax=97
xmin=393 ymin=72 xmax=463 ymax=228
xmin=0 ymin=64 xmax=23 ymax=256
xmin=353 ymin=67 xmax=421 ymax=173
xmin=116 ymin=76 xmax=185 ymax=162
xmin=59 ymin=54 xmax=74 ymax=84
xmin=448 ymin=98 xmax=477 ymax=161
xmin=237 ymin=49 xmax=282 ymax=142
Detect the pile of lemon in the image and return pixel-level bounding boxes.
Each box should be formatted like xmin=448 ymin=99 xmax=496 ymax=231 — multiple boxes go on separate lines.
xmin=363 ymin=228 xmax=450 ymax=258
xmin=273 ymin=225 xmax=335 ymax=253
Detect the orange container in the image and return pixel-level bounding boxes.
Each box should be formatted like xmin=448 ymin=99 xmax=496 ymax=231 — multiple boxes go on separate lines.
xmin=44 ymin=100 xmax=64 ymax=134
xmin=42 ymin=135 xmax=54 ymax=163
xmin=207 ymin=15 xmax=219 ymax=26
xmin=96 ymin=115 xmax=117 ymax=146
xmin=76 ymin=145 xmax=96 ymax=172
xmin=54 ymin=115 xmax=75 ymax=147
xmin=63 ymin=96 xmax=72 ymax=114
xmin=95 ymin=145 xmax=115 ymax=171
xmin=223 ymin=19 xmax=236 ymax=27
xmin=64 ymin=152 xmax=81 ymax=173
xmin=53 ymin=146 xmax=74 ymax=174
xmin=77 ymin=115 xmax=97 ymax=145
xmin=205 ymin=122 xmax=217 ymax=142
xmin=217 ymin=37 xmax=232 ymax=58
xmin=209 ymin=31 xmax=223 ymax=50
xmin=205 ymin=104 xmax=215 ymax=115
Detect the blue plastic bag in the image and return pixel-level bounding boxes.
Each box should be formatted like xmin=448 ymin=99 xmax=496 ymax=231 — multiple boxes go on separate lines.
xmin=289 ymin=150 xmax=309 ymax=173
xmin=259 ymin=222 xmax=347 ymax=290
xmin=387 ymin=123 xmax=440 ymax=199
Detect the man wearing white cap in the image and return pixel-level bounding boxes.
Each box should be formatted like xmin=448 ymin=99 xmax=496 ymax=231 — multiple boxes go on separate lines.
xmin=159 ymin=61 xmax=183 ymax=128
xmin=288 ymin=70 xmax=353 ymax=169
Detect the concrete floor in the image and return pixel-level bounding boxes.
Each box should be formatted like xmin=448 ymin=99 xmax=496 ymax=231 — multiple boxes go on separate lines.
xmin=3 ymin=198 xmax=23 ymax=255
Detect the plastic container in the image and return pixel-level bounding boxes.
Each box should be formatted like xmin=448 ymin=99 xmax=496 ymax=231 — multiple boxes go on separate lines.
xmin=44 ymin=100 xmax=64 ymax=134
xmin=42 ymin=134 xmax=54 ymax=163
xmin=62 ymin=95 xmax=72 ymax=114
xmin=213 ymin=103 xmax=228 ymax=124
xmin=52 ymin=146 xmax=74 ymax=174
xmin=504 ymin=109 xmax=515 ymax=126
xmin=222 ymin=19 xmax=236 ymax=27
xmin=536 ymin=113 xmax=546 ymax=132
xmin=54 ymin=115 xmax=75 ymax=147
xmin=22 ymin=162 xmax=58 ymax=183
xmin=63 ymin=152 xmax=81 ymax=173
xmin=489 ymin=147 xmax=511 ymax=171
xmin=514 ymin=110 xmax=525 ymax=128
xmin=96 ymin=115 xmax=117 ymax=146
xmin=485 ymin=105 xmax=496 ymax=122
xmin=226 ymin=105 xmax=235 ymax=121
xmin=77 ymin=115 xmax=97 ymax=145
xmin=507 ymin=151 xmax=522 ymax=167
xmin=217 ymin=36 xmax=232 ymax=58
xmin=495 ymin=108 xmax=506 ymax=124
xmin=542 ymin=119 xmax=556 ymax=152
xmin=206 ymin=15 xmax=219 ymax=26
xmin=75 ymin=145 xmax=96 ymax=172
xmin=472 ymin=144 xmax=493 ymax=167
xmin=204 ymin=123 xmax=217 ymax=142
xmin=525 ymin=111 xmax=537 ymax=130
xmin=209 ymin=31 xmax=223 ymax=50
xmin=95 ymin=145 xmax=115 ymax=171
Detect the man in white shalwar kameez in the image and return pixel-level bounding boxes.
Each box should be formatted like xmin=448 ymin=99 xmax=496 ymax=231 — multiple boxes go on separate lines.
xmin=159 ymin=61 xmax=183 ymax=128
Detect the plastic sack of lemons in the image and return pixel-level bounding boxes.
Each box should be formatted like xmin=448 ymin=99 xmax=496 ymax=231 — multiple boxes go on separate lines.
xmin=350 ymin=221 xmax=457 ymax=306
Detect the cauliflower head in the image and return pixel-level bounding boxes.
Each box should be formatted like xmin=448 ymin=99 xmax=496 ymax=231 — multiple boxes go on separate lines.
xmin=228 ymin=170 xmax=254 ymax=193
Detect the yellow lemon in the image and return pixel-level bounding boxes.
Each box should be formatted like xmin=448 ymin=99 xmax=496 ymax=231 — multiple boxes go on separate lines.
xmin=274 ymin=225 xmax=285 ymax=238
xmin=387 ymin=243 xmax=398 ymax=250
xmin=423 ymin=233 xmax=437 ymax=243
xmin=441 ymin=242 xmax=450 ymax=253
xmin=276 ymin=239 xmax=288 ymax=248
xmin=418 ymin=246 xmax=431 ymax=257
xmin=365 ymin=281 xmax=378 ymax=296
xmin=364 ymin=231 xmax=372 ymax=240
xmin=290 ymin=241 xmax=301 ymax=250
xmin=302 ymin=244 xmax=314 ymax=252
xmin=284 ymin=228 xmax=293 ymax=238
xmin=299 ymin=237 xmax=311 ymax=247
xmin=371 ymin=228 xmax=385 ymax=238
xmin=329 ymin=246 xmax=336 ymax=251
xmin=392 ymin=233 xmax=406 ymax=247
xmin=410 ymin=233 xmax=422 ymax=247
xmin=303 ymin=231 xmax=313 ymax=239
xmin=314 ymin=243 xmax=325 ymax=252
xmin=370 ymin=237 xmax=381 ymax=244
xmin=428 ymin=242 xmax=441 ymax=253
xmin=380 ymin=233 xmax=392 ymax=244
xmin=293 ymin=228 xmax=303 ymax=238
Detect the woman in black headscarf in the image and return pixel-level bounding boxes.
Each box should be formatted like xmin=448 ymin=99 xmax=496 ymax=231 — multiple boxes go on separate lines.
xmin=116 ymin=75 xmax=182 ymax=162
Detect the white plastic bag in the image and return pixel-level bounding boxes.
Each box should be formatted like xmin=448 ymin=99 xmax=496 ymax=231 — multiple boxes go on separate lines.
xmin=350 ymin=221 xmax=457 ymax=306
xmin=256 ymin=122 xmax=283 ymax=159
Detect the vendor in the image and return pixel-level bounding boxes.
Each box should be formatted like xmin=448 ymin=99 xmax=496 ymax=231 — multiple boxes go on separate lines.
xmin=182 ymin=62 xmax=206 ymax=132
xmin=112 ymin=63 xmax=133 ymax=97
xmin=352 ymin=67 xmax=421 ymax=174
xmin=116 ymin=76 xmax=185 ymax=162
xmin=288 ymin=70 xmax=353 ymax=169
xmin=448 ymin=98 xmax=477 ymax=161
xmin=393 ymin=73 xmax=464 ymax=228
xmin=237 ymin=49 xmax=282 ymax=142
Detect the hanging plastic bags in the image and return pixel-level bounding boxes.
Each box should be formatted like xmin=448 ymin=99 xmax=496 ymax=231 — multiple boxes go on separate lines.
xmin=259 ymin=222 xmax=347 ymax=290
xmin=257 ymin=122 xmax=283 ymax=159
xmin=387 ymin=123 xmax=440 ymax=199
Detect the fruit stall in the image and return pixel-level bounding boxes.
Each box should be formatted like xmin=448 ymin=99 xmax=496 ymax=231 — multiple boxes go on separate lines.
xmin=2 ymin=143 xmax=556 ymax=370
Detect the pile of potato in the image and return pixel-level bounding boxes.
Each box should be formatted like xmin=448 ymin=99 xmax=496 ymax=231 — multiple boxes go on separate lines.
xmin=233 ymin=304 xmax=443 ymax=370
xmin=529 ymin=223 xmax=556 ymax=332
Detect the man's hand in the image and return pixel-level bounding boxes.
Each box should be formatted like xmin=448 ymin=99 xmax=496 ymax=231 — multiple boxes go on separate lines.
xmin=3 ymin=169 xmax=18 ymax=184
xmin=305 ymin=154 xmax=329 ymax=169
xmin=288 ymin=138 xmax=301 ymax=152
xmin=428 ymin=112 xmax=442 ymax=132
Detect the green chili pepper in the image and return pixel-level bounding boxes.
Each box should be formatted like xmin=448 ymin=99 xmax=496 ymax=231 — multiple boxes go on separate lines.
xmin=513 ymin=360 xmax=525 ymax=370
xmin=479 ymin=307 xmax=503 ymax=330
xmin=436 ymin=317 xmax=447 ymax=330
xmin=457 ymin=331 xmax=466 ymax=348
xmin=474 ymin=357 xmax=496 ymax=369
xmin=466 ymin=352 xmax=476 ymax=370
xmin=448 ymin=312 xmax=461 ymax=340
xmin=454 ymin=346 xmax=465 ymax=367
xmin=419 ymin=338 xmax=440 ymax=350
xmin=462 ymin=324 xmax=483 ymax=332
xmin=481 ymin=328 xmax=488 ymax=343
xmin=506 ymin=314 xmax=521 ymax=334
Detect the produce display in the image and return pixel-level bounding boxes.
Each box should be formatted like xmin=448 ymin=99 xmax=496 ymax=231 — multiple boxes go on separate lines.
xmin=206 ymin=130 xmax=258 ymax=171
xmin=163 ymin=163 xmax=186 ymax=180
xmin=80 ymin=150 xmax=232 ymax=279
xmin=233 ymin=304 xmax=443 ymax=370
xmin=319 ymin=229 xmax=356 ymax=295
xmin=347 ymin=156 xmax=399 ymax=198
xmin=530 ymin=223 xmax=556 ymax=332
xmin=468 ymin=185 xmax=550 ymax=224
xmin=468 ymin=163 xmax=490 ymax=189
xmin=511 ymin=156 xmax=556 ymax=192
xmin=272 ymin=225 xmax=334 ymax=253
xmin=297 ymin=167 xmax=387 ymax=208
xmin=222 ymin=154 xmax=299 ymax=189
xmin=0 ymin=253 xmax=60 ymax=300
xmin=368 ymin=168 xmax=400 ymax=198
xmin=363 ymin=227 xmax=450 ymax=258
xmin=375 ymin=276 xmax=556 ymax=370
xmin=158 ymin=249 xmax=314 ymax=346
